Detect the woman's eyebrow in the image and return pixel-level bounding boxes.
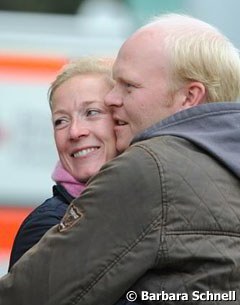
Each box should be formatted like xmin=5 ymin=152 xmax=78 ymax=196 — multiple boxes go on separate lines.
xmin=52 ymin=101 xmax=103 ymax=115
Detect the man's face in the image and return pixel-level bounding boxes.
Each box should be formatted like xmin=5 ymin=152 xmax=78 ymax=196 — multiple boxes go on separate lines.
xmin=105 ymin=30 xmax=184 ymax=152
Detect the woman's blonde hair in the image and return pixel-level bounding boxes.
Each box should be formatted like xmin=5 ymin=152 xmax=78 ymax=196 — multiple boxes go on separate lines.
xmin=48 ymin=56 xmax=115 ymax=108
xmin=146 ymin=14 xmax=240 ymax=102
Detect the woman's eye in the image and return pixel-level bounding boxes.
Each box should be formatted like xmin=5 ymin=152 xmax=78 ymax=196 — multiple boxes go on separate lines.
xmin=54 ymin=118 xmax=66 ymax=127
xmin=54 ymin=119 xmax=62 ymax=126
xmin=86 ymin=109 xmax=101 ymax=117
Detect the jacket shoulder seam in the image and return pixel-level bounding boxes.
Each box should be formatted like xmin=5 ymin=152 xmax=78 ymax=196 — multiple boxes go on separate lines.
xmin=132 ymin=143 xmax=169 ymax=267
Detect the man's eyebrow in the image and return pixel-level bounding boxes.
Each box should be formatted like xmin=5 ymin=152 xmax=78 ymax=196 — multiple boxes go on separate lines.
xmin=114 ymin=73 xmax=130 ymax=83
xmin=118 ymin=75 xmax=142 ymax=87
xmin=112 ymin=67 xmax=140 ymax=84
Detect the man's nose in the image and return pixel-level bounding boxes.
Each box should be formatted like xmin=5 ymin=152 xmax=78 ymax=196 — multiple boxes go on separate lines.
xmin=105 ymin=87 xmax=122 ymax=107
xmin=69 ymin=121 xmax=90 ymax=140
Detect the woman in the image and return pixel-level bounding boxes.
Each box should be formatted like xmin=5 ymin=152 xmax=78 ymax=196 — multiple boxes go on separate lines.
xmin=8 ymin=56 xmax=118 ymax=270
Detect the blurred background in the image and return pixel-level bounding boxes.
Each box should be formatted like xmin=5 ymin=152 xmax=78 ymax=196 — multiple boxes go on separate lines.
xmin=1 ymin=0 xmax=240 ymax=276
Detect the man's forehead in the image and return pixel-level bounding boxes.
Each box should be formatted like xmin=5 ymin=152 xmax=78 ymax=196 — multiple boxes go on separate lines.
xmin=114 ymin=36 xmax=163 ymax=66
xmin=113 ymin=38 xmax=143 ymax=72
xmin=112 ymin=56 xmax=126 ymax=80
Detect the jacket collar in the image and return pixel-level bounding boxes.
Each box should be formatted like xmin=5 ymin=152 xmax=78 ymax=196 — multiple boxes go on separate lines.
xmin=132 ymin=102 xmax=240 ymax=178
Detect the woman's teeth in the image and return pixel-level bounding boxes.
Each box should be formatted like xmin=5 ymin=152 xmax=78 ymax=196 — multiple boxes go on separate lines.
xmin=73 ymin=147 xmax=98 ymax=157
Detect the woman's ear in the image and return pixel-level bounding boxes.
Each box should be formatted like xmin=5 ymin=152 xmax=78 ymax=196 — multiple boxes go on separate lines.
xmin=182 ymin=82 xmax=207 ymax=109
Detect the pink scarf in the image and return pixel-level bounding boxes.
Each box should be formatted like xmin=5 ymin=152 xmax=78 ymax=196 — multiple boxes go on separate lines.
xmin=51 ymin=161 xmax=86 ymax=198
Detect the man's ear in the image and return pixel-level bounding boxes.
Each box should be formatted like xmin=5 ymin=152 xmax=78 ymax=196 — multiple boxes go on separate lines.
xmin=182 ymin=82 xmax=206 ymax=109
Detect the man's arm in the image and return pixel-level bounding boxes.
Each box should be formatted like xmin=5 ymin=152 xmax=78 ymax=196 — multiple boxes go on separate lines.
xmin=0 ymin=146 xmax=163 ymax=305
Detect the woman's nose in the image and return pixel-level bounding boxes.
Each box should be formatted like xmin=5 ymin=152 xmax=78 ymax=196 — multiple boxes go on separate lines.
xmin=69 ymin=121 xmax=90 ymax=140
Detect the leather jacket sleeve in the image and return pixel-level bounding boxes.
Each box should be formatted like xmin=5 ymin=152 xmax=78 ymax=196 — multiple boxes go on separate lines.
xmin=0 ymin=146 xmax=162 ymax=305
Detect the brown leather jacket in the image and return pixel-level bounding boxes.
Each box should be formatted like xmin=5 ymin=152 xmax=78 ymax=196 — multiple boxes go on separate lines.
xmin=1 ymin=103 xmax=240 ymax=305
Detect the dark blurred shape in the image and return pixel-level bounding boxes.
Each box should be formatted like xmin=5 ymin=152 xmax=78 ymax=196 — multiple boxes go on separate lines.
xmin=0 ymin=0 xmax=83 ymax=14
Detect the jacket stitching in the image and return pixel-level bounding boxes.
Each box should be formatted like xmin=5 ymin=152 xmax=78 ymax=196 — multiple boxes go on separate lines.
xmin=177 ymin=174 xmax=223 ymax=229
xmin=163 ymin=136 xmax=240 ymax=227
xmin=133 ymin=144 xmax=169 ymax=266
xmin=167 ymin=230 xmax=240 ymax=237
xmin=177 ymin=145 xmax=240 ymax=224
xmin=150 ymin=137 xmax=239 ymax=229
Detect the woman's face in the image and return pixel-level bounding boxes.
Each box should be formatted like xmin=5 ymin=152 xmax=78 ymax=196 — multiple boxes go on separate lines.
xmin=51 ymin=74 xmax=117 ymax=182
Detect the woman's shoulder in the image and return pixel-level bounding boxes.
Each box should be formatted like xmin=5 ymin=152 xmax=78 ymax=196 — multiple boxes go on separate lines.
xmin=25 ymin=192 xmax=69 ymax=226
xmin=8 ymin=191 xmax=69 ymax=270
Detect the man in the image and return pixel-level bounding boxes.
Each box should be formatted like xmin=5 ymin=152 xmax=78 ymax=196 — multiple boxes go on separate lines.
xmin=1 ymin=14 xmax=240 ymax=305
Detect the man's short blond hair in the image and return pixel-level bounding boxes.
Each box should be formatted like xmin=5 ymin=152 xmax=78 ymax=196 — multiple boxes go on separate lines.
xmin=145 ymin=14 xmax=240 ymax=102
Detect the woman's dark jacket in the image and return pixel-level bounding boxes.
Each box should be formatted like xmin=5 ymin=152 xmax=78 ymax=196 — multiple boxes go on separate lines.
xmin=8 ymin=184 xmax=73 ymax=270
